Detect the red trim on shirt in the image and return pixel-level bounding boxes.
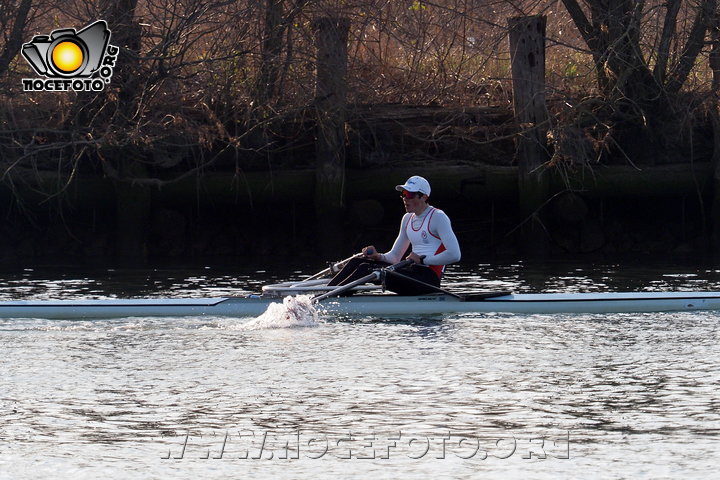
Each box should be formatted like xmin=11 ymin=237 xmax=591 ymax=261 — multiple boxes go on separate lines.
xmin=409 ymin=207 xmax=435 ymax=232
xmin=427 ymin=209 xmax=441 ymax=239
xmin=429 ymin=243 xmax=446 ymax=278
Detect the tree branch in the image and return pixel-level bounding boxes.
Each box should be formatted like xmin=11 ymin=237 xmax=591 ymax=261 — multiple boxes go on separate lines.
xmin=654 ymin=0 xmax=681 ymax=84
xmin=560 ymin=0 xmax=598 ymax=51
xmin=666 ymin=0 xmax=717 ymax=93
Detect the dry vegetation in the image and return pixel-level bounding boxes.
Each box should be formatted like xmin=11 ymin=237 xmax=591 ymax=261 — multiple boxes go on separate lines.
xmin=0 ymin=0 xmax=719 ymax=189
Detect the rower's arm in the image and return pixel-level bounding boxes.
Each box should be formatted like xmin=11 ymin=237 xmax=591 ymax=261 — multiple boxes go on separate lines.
xmin=382 ymin=214 xmax=411 ymax=264
xmin=424 ymin=210 xmax=461 ymax=266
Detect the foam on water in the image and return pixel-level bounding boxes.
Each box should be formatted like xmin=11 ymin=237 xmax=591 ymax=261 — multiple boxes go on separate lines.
xmin=240 ymin=295 xmax=321 ymax=330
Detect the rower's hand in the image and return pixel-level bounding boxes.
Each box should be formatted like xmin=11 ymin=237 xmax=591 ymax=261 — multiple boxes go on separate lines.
xmin=406 ymin=252 xmax=424 ymax=264
xmin=362 ymin=246 xmax=382 ymax=261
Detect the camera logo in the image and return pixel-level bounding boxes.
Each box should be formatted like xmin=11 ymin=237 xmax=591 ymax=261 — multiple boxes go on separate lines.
xmin=21 ymin=20 xmax=119 ymax=92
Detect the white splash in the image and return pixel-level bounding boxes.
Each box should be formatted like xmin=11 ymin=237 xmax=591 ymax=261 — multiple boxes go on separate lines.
xmin=240 ymin=295 xmax=321 ymax=330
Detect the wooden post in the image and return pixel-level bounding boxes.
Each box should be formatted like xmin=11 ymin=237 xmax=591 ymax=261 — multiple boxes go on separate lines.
xmin=509 ymin=15 xmax=550 ymax=256
xmin=313 ymin=17 xmax=350 ymax=255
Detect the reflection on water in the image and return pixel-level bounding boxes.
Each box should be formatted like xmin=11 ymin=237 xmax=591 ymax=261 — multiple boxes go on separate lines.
xmin=3 ymin=257 xmax=720 ymax=301
xmin=1 ymin=258 xmax=720 ymax=479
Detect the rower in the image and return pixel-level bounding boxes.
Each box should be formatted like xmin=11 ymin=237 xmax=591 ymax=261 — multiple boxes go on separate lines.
xmin=328 ymin=175 xmax=461 ymax=295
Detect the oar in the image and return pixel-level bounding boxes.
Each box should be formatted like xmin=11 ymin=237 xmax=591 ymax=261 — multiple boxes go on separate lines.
xmin=384 ymin=269 xmax=511 ymax=300
xmin=303 ymin=252 xmax=364 ymax=282
xmin=311 ymin=260 xmax=413 ymax=302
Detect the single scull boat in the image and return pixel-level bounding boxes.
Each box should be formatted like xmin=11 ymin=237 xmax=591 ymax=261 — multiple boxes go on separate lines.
xmin=3 ymin=257 xmax=719 ymax=319
xmin=1 ymin=290 xmax=720 ymax=319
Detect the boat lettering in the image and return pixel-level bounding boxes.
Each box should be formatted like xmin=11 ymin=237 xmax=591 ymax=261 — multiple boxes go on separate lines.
xmin=417 ymin=297 xmax=442 ymax=302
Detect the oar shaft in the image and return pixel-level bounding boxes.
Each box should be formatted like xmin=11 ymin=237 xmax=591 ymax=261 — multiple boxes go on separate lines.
xmin=312 ymin=271 xmax=381 ymax=302
xmin=304 ymin=253 xmax=363 ymax=282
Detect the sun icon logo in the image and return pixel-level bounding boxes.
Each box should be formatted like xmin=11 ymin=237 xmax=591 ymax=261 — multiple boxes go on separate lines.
xmin=51 ymin=40 xmax=86 ymax=74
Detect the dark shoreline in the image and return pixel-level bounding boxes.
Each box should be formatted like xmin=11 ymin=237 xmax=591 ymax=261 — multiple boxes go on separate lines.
xmin=0 ymin=161 xmax=715 ymax=263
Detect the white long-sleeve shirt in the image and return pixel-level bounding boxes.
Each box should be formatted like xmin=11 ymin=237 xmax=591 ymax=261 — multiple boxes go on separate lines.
xmin=382 ymin=207 xmax=461 ymax=271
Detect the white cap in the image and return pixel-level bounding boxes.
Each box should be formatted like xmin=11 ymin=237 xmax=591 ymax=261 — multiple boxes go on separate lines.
xmin=395 ymin=175 xmax=431 ymax=196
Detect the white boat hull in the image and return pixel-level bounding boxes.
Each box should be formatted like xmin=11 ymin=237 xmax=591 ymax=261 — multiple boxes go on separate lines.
xmin=1 ymin=291 xmax=720 ymax=319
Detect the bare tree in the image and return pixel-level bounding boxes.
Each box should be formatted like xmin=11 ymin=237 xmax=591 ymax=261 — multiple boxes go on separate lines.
xmin=560 ymin=0 xmax=717 ymax=162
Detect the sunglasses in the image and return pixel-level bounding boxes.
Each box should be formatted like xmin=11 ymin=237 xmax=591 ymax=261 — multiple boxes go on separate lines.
xmin=400 ymin=190 xmax=422 ymax=199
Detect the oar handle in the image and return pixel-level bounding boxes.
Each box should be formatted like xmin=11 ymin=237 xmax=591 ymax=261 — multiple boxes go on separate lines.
xmin=384 ymin=259 xmax=414 ymax=271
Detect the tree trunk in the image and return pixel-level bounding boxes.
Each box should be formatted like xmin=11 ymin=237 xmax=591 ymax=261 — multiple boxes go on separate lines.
xmin=101 ymin=0 xmax=141 ymax=121
xmin=0 ymin=0 xmax=33 ymax=76
xmin=255 ymin=0 xmax=285 ymax=106
xmin=100 ymin=0 xmax=149 ymax=262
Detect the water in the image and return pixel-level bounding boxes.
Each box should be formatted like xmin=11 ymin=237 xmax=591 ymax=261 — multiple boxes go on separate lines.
xmin=1 ymin=259 xmax=720 ymax=479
